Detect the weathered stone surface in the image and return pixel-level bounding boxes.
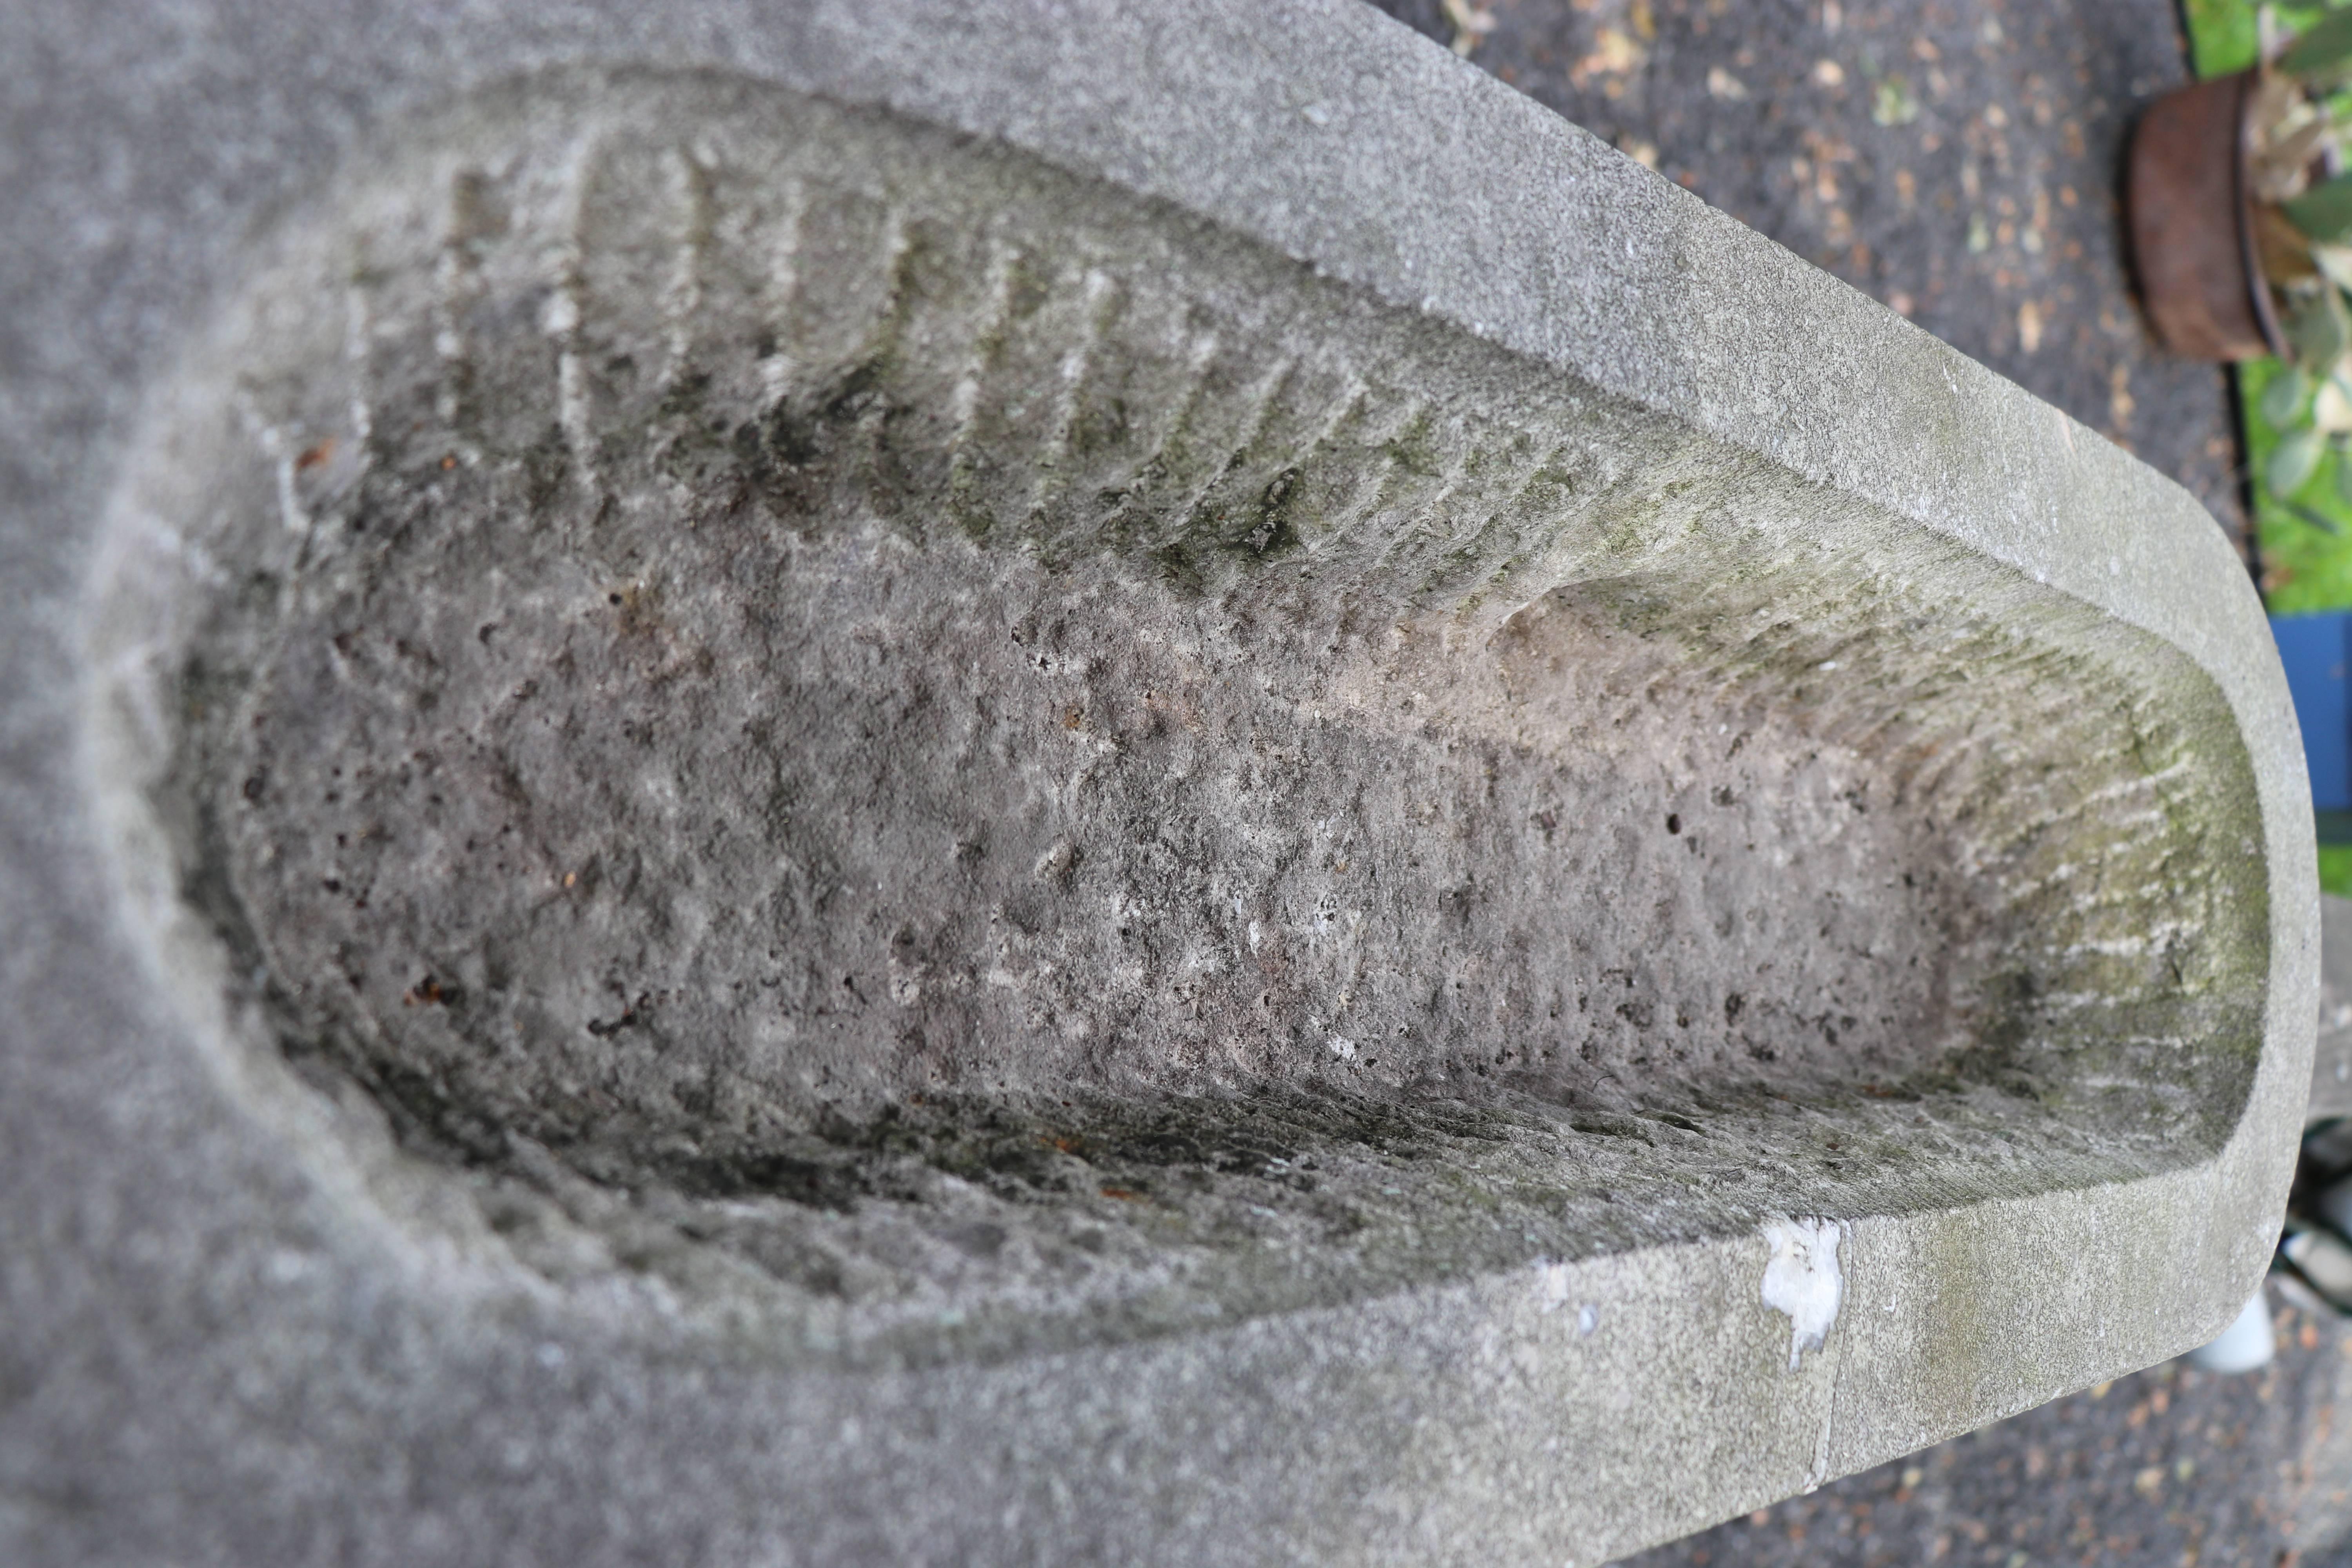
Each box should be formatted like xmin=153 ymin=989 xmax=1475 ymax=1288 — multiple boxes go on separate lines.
xmin=0 ymin=2 xmax=2318 ymax=1564
xmin=2312 ymin=895 xmax=2352 ymax=1118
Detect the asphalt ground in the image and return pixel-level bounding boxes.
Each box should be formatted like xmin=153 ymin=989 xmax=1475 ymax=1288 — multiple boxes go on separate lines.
xmin=1363 ymin=0 xmax=2250 ymax=554
xmin=1355 ymin=1 xmax=2316 ymax=1560
xmin=1617 ymin=1291 xmax=2352 ymax=1566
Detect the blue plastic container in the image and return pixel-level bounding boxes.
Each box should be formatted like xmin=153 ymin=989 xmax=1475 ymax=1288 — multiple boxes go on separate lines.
xmin=2272 ymin=610 xmax=2352 ymax=838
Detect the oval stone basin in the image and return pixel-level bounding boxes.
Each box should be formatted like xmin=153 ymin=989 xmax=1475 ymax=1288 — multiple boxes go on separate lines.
xmin=88 ymin=68 xmax=2267 ymax=1362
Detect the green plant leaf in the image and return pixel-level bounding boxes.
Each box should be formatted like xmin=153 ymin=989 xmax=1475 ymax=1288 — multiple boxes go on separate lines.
xmin=2283 ymin=9 xmax=2352 ymax=82
xmin=2319 ymin=370 xmax=2352 ymax=432
xmin=2274 ymin=425 xmax=2328 ymax=495
xmin=2291 ymin=287 xmax=2352 ymax=366
xmin=2267 ymin=364 xmax=2316 ymax=424
xmin=2286 ymin=174 xmax=2352 ymax=244
xmin=1870 ymin=77 xmax=1919 ymax=127
xmin=2315 ymin=241 xmax=2352 ymax=292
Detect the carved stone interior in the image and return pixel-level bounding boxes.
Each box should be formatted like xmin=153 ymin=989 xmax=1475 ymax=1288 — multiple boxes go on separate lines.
xmin=87 ymin=70 xmax=2267 ymax=1361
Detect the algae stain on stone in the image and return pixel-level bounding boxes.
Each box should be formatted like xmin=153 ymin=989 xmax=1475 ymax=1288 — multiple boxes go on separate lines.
xmin=1761 ymin=1216 xmax=1844 ymax=1371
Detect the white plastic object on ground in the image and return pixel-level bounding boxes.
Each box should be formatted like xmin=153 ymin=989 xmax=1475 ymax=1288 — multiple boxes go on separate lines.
xmin=2317 ymin=1172 xmax=2352 ymax=1239
xmin=2183 ymin=1287 xmax=2275 ymax=1374
xmin=2287 ymin=1225 xmax=2352 ymax=1303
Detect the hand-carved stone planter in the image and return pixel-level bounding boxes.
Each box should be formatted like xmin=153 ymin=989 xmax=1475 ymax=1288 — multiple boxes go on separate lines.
xmin=6 ymin=4 xmax=2318 ymax=1565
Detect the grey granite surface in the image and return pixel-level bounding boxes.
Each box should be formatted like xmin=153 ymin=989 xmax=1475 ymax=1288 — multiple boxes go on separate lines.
xmin=0 ymin=2 xmax=2317 ymax=1562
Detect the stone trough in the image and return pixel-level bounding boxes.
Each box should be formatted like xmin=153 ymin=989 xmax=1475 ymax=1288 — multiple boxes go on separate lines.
xmin=0 ymin=1 xmax=2318 ymax=1563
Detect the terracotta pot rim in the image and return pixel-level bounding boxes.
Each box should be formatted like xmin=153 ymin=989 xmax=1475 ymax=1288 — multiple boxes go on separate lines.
xmin=2236 ymin=67 xmax=2293 ymax=361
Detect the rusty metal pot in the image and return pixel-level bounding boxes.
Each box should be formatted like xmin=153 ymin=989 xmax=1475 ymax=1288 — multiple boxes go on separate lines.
xmin=2128 ymin=69 xmax=2290 ymax=360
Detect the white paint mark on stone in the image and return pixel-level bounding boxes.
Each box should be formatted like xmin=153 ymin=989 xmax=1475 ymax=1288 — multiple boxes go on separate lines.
xmin=1535 ymin=1259 xmax=1572 ymax=1313
xmin=1760 ymin=1217 xmax=1843 ymax=1371
xmin=1577 ymin=1303 xmax=1599 ymax=1338
xmin=272 ymin=450 xmax=309 ymax=536
xmin=1327 ymin=1035 xmax=1355 ymax=1061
